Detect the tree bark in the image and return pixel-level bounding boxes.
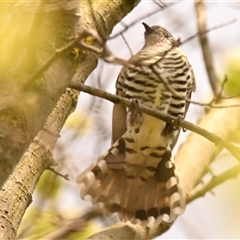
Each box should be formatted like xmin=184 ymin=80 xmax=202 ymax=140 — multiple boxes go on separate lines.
xmin=0 ymin=1 xmax=79 ymax=187
xmin=0 ymin=0 xmax=140 ymax=187
xmin=0 ymin=0 xmax=140 ymax=239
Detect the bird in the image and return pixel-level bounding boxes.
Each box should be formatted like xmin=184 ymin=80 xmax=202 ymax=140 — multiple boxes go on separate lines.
xmin=77 ymin=22 xmax=195 ymax=225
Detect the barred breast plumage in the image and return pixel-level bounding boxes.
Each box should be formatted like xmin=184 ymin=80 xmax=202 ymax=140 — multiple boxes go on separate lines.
xmin=77 ymin=22 xmax=195 ymax=224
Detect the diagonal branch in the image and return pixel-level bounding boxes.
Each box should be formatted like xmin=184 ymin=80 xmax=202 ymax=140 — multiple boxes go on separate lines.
xmin=187 ymin=164 xmax=240 ymax=203
xmin=69 ymin=81 xmax=240 ymax=162
xmin=0 ymin=88 xmax=78 ymax=240
xmin=76 ymin=80 xmax=240 ymax=240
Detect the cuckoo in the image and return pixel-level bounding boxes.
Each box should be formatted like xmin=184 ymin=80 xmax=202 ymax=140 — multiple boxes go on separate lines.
xmin=77 ymin=22 xmax=195 ymax=224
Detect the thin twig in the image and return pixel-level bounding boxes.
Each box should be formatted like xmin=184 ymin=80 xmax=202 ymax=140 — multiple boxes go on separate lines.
xmin=120 ymin=33 xmax=133 ymax=56
xmin=48 ymin=167 xmax=70 ymax=180
xmin=109 ymin=1 xmax=181 ymax=40
xmin=152 ymin=67 xmax=240 ymax=109
xmin=23 ymin=23 xmax=240 ymax=110
xmin=194 ymin=0 xmax=221 ymax=97
xmin=215 ymin=74 xmax=228 ymax=101
xmin=153 ymin=0 xmax=166 ymax=8
xmin=181 ymin=19 xmax=237 ymax=45
xmin=69 ymin=81 xmax=240 ymax=161
xmin=148 ymin=49 xmax=240 ymax=109
xmin=187 ymin=164 xmax=240 ymax=203
xmin=221 ymin=93 xmax=240 ymax=100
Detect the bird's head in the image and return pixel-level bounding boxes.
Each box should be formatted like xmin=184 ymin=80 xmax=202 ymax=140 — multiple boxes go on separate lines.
xmin=142 ymin=22 xmax=179 ymax=48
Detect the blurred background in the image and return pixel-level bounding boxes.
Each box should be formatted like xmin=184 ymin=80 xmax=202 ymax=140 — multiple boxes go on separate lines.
xmin=18 ymin=1 xmax=240 ymax=239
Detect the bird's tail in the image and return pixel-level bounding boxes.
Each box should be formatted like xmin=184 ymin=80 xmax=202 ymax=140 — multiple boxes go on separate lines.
xmin=77 ymin=138 xmax=185 ymax=225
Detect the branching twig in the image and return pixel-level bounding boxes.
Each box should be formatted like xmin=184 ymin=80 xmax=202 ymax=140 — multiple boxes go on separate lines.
xmin=215 ymin=75 xmax=228 ymax=101
xmin=23 ymin=29 xmax=103 ymax=89
xmin=23 ymin=29 xmax=128 ymax=90
xmin=23 ymin=24 xmax=240 ymax=110
xmin=187 ymin=164 xmax=240 ymax=203
xmin=151 ymin=65 xmax=240 ymax=109
xmin=48 ymin=167 xmax=70 ymax=180
xmin=142 ymin=44 xmax=239 ymax=108
xmin=69 ymin=81 xmax=240 ymax=161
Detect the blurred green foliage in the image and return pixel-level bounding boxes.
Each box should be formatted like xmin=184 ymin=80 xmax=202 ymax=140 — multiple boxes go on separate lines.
xmin=36 ymin=170 xmax=62 ymax=202
xmin=17 ymin=208 xmax=98 ymax=239
xmin=224 ymin=55 xmax=240 ymax=95
xmin=65 ymin=109 xmax=90 ymax=135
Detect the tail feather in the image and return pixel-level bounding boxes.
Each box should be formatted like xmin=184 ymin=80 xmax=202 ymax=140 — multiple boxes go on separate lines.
xmin=77 ymin=144 xmax=185 ymax=224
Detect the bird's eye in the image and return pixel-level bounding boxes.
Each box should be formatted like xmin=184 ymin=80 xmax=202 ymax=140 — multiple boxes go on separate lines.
xmin=164 ymin=32 xmax=169 ymax=38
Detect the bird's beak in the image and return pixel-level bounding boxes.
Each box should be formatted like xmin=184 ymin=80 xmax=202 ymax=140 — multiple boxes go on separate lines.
xmin=142 ymin=22 xmax=152 ymax=34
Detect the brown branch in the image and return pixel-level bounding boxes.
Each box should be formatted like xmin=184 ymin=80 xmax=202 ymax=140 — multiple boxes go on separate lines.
xmin=176 ymin=101 xmax=240 ymax=196
xmin=0 ymin=89 xmax=78 ymax=240
xmin=69 ymin=81 xmax=240 ymax=161
xmin=187 ymin=164 xmax=240 ymax=203
xmin=0 ymin=0 xmax=81 ymax=188
xmin=214 ymin=74 xmax=228 ymax=101
xmin=194 ymin=0 xmax=221 ymax=97
xmin=23 ymin=28 xmax=129 ymax=91
xmin=48 ymin=167 xmax=70 ymax=180
xmin=101 ymin=45 xmax=128 ymax=65
xmin=24 ymin=24 xmax=240 ymax=110
xmin=87 ymin=94 xmax=240 ymax=239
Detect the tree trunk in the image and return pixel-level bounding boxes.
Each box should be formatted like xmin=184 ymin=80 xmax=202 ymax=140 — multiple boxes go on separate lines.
xmin=0 ymin=1 xmax=140 ymax=239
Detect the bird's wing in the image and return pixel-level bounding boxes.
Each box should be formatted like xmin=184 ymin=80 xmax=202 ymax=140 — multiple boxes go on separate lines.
xmin=111 ymin=45 xmax=171 ymax=144
xmin=112 ymin=102 xmax=127 ymax=144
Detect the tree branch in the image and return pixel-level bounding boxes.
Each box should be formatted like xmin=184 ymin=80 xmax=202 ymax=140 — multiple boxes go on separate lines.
xmin=76 ymin=86 xmax=240 ymax=240
xmin=187 ymin=164 xmax=240 ymax=203
xmin=69 ymin=81 xmax=240 ymax=161
xmin=0 ymin=88 xmax=78 ymax=240
xmin=194 ymin=0 xmax=221 ymax=97
xmin=176 ymin=106 xmax=240 ymax=195
xmin=0 ymin=1 xmax=80 ymax=187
